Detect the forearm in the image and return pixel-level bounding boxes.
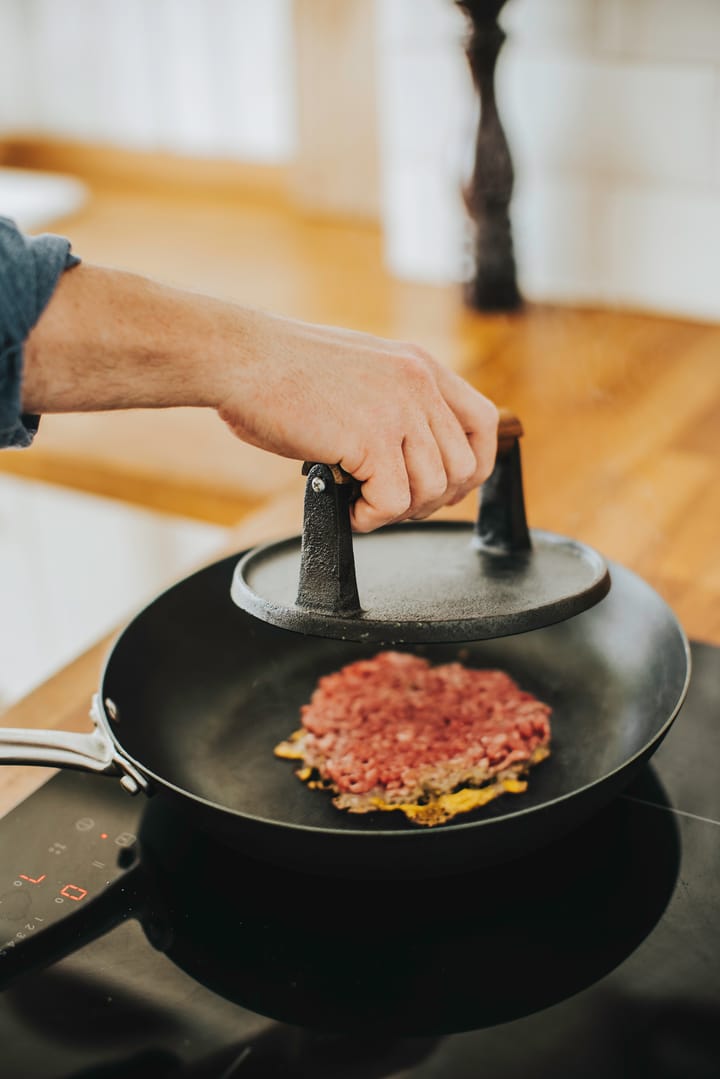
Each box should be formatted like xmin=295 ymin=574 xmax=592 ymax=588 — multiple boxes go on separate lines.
xmin=20 ymin=255 xmax=499 ymax=532
xmin=22 ymin=262 xmax=253 ymax=415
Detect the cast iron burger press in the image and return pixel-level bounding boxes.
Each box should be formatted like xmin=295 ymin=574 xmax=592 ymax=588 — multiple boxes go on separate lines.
xmin=230 ymin=410 xmax=611 ymax=643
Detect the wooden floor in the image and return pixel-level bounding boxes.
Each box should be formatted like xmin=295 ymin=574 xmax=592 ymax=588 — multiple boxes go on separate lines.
xmin=2 ymin=168 xmax=719 ymax=645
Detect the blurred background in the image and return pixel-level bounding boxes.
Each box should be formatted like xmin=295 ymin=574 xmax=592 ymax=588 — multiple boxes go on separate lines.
xmin=1 ymin=0 xmax=719 ymax=709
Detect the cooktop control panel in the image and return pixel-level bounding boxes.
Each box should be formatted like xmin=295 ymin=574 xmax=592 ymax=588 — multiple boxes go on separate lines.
xmin=0 ymin=773 xmax=140 ymax=978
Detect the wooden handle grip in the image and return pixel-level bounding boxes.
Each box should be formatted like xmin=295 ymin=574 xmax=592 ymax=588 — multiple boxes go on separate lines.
xmin=497 ymin=408 xmax=523 ymax=454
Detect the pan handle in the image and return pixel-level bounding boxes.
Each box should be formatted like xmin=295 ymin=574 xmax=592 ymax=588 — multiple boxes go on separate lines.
xmin=296 ymin=407 xmax=530 ymax=615
xmin=0 ymin=696 xmax=149 ymax=793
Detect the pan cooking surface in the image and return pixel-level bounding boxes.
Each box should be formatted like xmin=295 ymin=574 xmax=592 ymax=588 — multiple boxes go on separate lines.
xmin=101 ymin=554 xmax=689 ymax=838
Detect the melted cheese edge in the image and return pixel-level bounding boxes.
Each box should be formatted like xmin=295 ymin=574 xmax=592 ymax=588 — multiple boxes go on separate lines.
xmin=275 ymin=733 xmax=549 ymax=827
xmin=370 ymin=778 xmax=528 ymax=826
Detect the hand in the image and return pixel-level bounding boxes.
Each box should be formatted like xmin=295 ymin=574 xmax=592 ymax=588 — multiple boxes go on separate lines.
xmin=24 ymin=263 xmax=498 ymax=532
xmin=216 ymin=311 xmax=499 ymax=532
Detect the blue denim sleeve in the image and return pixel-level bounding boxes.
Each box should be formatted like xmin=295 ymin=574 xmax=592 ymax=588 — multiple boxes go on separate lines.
xmin=0 ymin=216 xmax=81 ymax=448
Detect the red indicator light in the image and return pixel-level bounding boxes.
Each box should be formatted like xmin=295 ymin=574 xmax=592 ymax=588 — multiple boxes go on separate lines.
xmin=100 ymin=833 xmax=108 ymax=839
xmin=19 ymin=874 xmax=46 ymax=884
xmin=60 ymin=884 xmax=88 ymax=902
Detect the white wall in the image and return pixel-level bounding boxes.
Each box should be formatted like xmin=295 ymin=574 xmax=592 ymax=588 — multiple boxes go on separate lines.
xmin=501 ymin=0 xmax=720 ymax=321
xmin=376 ymin=0 xmax=720 ymax=323
xmin=0 ymin=0 xmax=297 ymax=163
xmin=375 ymin=0 xmax=476 ymax=286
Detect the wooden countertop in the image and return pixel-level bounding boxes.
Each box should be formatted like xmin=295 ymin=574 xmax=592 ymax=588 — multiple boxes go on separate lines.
xmin=1 ymin=175 xmax=719 ymax=819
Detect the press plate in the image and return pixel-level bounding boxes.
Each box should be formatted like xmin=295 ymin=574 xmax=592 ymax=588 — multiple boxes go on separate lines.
xmin=231 ymin=522 xmax=611 ymax=644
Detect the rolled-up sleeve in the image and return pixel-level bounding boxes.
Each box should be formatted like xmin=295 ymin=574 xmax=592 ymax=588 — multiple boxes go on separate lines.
xmin=0 ymin=216 xmax=81 ymax=448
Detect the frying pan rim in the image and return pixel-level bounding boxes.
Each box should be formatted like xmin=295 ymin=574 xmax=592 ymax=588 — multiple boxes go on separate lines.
xmin=97 ymin=554 xmax=693 ymax=841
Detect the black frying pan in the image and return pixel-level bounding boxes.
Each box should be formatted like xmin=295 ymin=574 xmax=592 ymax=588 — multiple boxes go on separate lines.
xmin=0 ymin=551 xmax=690 ymax=878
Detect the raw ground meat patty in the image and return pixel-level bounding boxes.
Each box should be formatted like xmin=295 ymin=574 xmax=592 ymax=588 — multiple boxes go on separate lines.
xmin=274 ymin=651 xmax=552 ymax=827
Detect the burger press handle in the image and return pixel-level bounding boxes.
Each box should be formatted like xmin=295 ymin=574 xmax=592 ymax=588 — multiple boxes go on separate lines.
xmin=230 ymin=408 xmax=610 ymax=642
xmin=295 ymin=409 xmax=529 ymax=616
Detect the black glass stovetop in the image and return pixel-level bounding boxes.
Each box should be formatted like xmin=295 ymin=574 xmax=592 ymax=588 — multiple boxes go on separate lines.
xmin=0 ymin=640 xmax=718 ymax=1079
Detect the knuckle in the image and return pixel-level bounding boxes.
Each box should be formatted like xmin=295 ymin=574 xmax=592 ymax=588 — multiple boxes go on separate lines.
xmin=453 ymin=447 xmax=479 ymax=488
xmin=353 ymin=502 xmax=389 ymax=533
xmin=372 ymin=490 xmax=412 ymax=524
xmin=440 ymin=438 xmax=477 ymax=492
xmin=393 ymin=490 xmax=413 ymax=517
xmin=428 ymin=476 xmax=449 ymax=502
xmin=413 ymin=474 xmax=447 ymax=509
xmin=396 ymin=349 xmax=437 ymax=390
xmin=353 ymin=516 xmax=380 ymax=534
xmin=455 ymin=465 xmax=477 ymax=489
xmin=475 ymin=453 xmax=496 ymax=486
xmin=397 ymin=340 xmax=432 ymax=363
xmin=482 ymin=396 xmax=500 ymax=425
xmin=469 ymin=393 xmax=499 ymax=429
xmin=472 ymin=403 xmax=500 ymax=440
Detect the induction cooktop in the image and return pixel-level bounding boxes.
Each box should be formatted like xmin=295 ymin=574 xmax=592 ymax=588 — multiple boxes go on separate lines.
xmin=0 ymin=640 xmax=718 ymax=1079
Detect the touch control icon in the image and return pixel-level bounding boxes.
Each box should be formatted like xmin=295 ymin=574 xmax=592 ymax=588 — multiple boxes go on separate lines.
xmin=59 ymin=885 xmax=88 ymax=902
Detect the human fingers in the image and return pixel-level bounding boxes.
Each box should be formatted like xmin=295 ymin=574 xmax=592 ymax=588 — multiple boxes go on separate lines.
xmin=348 ymin=448 xmax=411 ymax=533
xmin=397 ymin=370 xmax=497 ymax=517
xmin=347 ymin=376 xmax=497 ymax=529
xmin=399 ymin=426 xmax=453 ymax=521
xmin=433 ymin=366 xmax=499 ymax=487
xmin=417 ymin=404 xmax=480 ymax=515
xmin=355 ymin=414 xmax=473 ymax=528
